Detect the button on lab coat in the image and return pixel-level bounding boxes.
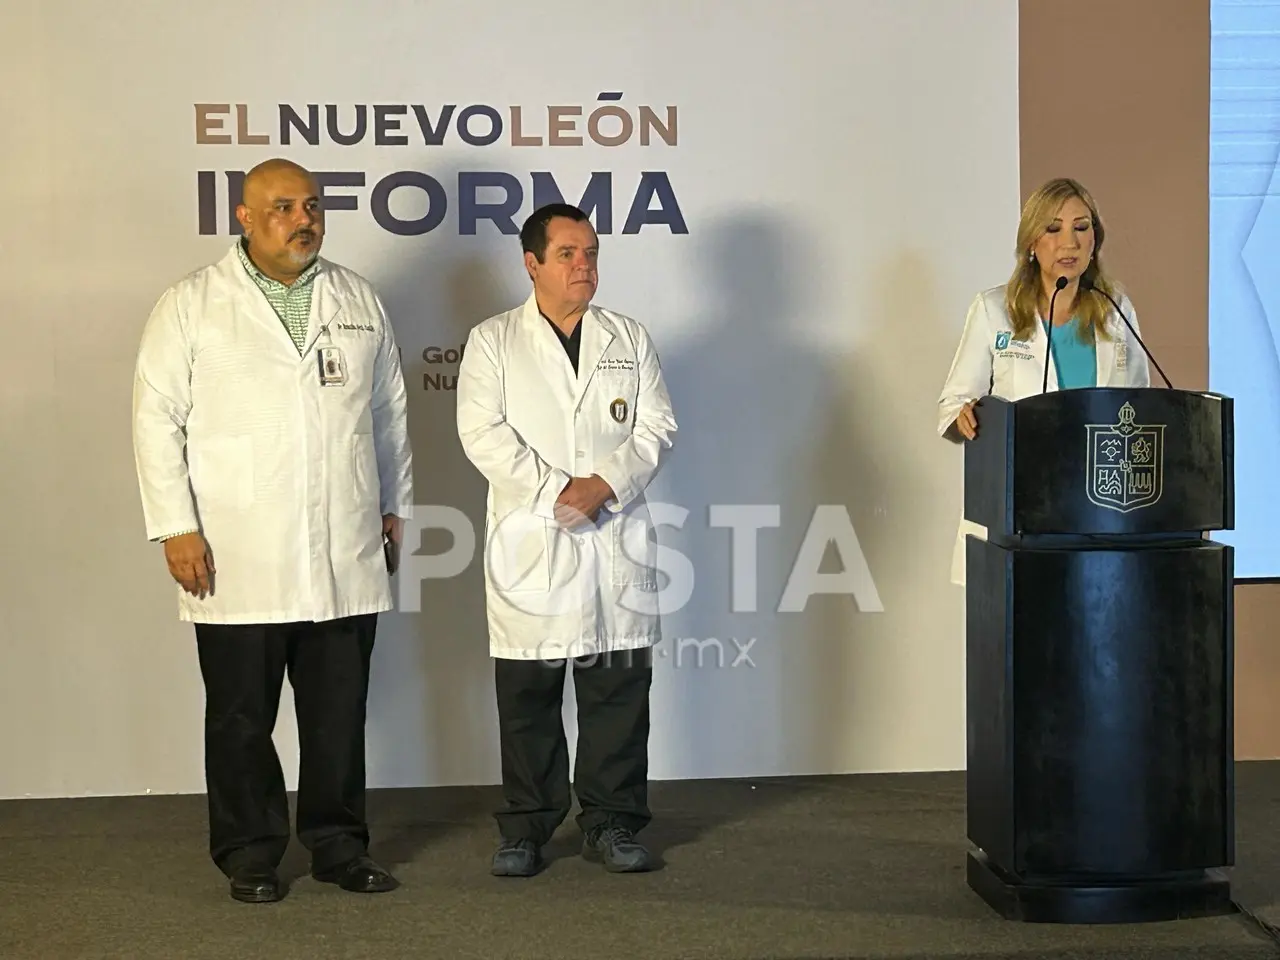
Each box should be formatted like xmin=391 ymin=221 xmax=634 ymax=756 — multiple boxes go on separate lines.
xmin=132 ymin=244 xmax=414 ymax=624
xmin=936 ymin=284 xmax=1151 ymax=585
xmin=456 ymin=295 xmax=677 ymax=660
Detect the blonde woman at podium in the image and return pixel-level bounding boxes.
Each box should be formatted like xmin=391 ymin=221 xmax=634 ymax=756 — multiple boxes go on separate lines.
xmin=936 ymin=177 xmax=1152 ymax=585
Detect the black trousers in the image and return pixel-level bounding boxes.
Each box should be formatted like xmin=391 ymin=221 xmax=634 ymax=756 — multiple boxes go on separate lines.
xmin=494 ymin=648 xmax=653 ymax=844
xmin=193 ymin=614 xmax=377 ymax=875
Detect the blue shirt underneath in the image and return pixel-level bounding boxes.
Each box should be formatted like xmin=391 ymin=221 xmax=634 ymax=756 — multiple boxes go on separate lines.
xmin=1044 ymin=316 xmax=1097 ymax=389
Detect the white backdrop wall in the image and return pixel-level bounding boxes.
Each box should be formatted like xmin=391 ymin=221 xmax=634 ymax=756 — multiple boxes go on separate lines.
xmin=0 ymin=0 xmax=1020 ymax=798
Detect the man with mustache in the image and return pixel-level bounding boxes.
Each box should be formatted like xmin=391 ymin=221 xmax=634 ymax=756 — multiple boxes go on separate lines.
xmin=456 ymin=203 xmax=677 ymax=877
xmin=132 ymin=158 xmax=414 ymax=903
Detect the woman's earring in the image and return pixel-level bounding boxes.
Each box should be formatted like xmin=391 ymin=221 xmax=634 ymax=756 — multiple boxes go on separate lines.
xmin=1028 ymin=251 xmax=1035 ymax=262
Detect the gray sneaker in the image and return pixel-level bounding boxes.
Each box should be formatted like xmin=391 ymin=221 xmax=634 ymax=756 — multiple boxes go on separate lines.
xmin=491 ymin=838 xmax=542 ymax=877
xmin=582 ymin=825 xmax=653 ymax=873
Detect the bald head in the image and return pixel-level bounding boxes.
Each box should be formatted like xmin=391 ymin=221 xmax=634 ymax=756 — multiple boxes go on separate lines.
xmin=242 ymin=158 xmax=317 ymax=206
xmin=235 ymin=157 xmax=324 ymax=285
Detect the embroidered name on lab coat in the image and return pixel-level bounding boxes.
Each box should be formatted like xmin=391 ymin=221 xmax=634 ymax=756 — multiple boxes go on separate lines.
xmin=994 ymin=331 xmax=1033 ymax=360
xmin=597 ymin=357 xmax=636 ymax=372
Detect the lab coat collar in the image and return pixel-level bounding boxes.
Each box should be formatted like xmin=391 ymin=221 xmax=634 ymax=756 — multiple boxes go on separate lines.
xmin=218 ymin=243 xmax=342 ymax=359
xmin=520 ymin=291 xmax=617 ymax=410
xmin=1095 ymin=327 xmax=1117 ymax=385
xmin=304 ymin=277 xmax=343 ymax=356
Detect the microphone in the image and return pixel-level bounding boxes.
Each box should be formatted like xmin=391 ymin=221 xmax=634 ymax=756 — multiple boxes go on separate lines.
xmin=1040 ymin=275 xmax=1069 ymax=394
xmin=1080 ymin=276 xmax=1173 ymax=388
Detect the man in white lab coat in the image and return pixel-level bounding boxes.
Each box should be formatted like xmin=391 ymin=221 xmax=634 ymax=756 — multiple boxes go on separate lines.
xmin=456 ymin=203 xmax=677 ymax=877
xmin=132 ymin=158 xmax=414 ymax=903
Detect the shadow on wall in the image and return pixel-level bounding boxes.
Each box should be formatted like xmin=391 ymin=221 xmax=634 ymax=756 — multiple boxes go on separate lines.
xmin=362 ymin=162 xmax=526 ymax=798
xmin=801 ymin=251 xmax=963 ymax=775
xmin=656 ymin=216 xmax=962 ymax=779
xmin=358 ymin=198 xmax=964 ymax=810
xmin=654 ymin=209 xmax=856 ymax=779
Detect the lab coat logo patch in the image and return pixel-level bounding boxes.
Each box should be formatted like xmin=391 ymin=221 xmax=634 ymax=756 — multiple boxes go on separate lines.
xmin=1085 ymin=401 xmax=1164 ymax=513
xmin=609 ymin=397 xmax=629 ymax=424
xmin=995 ymin=332 xmax=1011 ymax=350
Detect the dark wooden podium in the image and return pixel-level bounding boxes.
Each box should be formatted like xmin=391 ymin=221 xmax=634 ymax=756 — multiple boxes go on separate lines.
xmin=962 ymin=387 xmax=1236 ymax=923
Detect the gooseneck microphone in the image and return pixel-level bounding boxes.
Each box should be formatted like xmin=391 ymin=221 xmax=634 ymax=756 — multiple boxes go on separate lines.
xmin=1080 ymin=275 xmax=1174 ymax=388
xmin=1040 ymin=275 xmax=1070 ymax=394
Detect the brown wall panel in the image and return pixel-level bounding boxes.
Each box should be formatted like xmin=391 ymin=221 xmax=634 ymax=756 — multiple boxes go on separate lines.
xmin=1019 ymin=0 xmax=1209 ymax=389
xmin=1232 ymin=585 xmax=1280 ymax=758
xmin=1019 ymin=0 xmax=1280 ymax=758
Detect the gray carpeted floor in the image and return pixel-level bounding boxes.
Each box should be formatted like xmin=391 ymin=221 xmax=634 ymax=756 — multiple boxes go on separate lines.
xmin=4 ymin=763 xmax=1280 ymax=959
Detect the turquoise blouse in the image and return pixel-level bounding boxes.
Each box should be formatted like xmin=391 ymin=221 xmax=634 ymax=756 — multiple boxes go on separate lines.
xmin=1044 ymin=316 xmax=1097 ymax=389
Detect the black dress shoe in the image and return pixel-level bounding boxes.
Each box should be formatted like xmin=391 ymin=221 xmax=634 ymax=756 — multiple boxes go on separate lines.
xmin=312 ymin=855 xmax=400 ymax=893
xmin=228 ymin=865 xmax=285 ymax=903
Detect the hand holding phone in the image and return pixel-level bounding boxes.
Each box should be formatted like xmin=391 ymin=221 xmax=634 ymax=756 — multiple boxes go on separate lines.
xmin=382 ymin=515 xmax=403 ymax=575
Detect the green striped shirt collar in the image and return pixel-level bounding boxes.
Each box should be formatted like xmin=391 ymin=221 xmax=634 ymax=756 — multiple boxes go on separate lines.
xmin=235 ymin=237 xmax=322 ymax=289
xmin=235 ymin=239 xmax=321 ymax=353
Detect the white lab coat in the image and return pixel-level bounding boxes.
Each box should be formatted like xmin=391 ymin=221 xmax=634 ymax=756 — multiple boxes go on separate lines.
xmin=456 ymin=294 xmax=677 ymax=660
xmin=937 ymin=284 xmax=1151 ymax=585
xmin=132 ymin=243 xmax=414 ymax=624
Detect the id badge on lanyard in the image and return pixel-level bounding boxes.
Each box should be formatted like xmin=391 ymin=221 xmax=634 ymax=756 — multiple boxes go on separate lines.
xmin=318 ymin=327 xmax=348 ymax=387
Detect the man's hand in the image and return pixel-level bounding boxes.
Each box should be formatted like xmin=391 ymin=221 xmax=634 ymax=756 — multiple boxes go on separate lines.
xmin=554 ymin=475 xmax=615 ymax=529
xmin=382 ymin=514 xmax=403 ymax=575
xmin=164 ymin=532 xmax=215 ymax=598
xmin=954 ymin=400 xmax=979 ymax=441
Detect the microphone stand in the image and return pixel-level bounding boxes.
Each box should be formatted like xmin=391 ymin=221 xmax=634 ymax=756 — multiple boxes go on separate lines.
xmin=1040 ymin=275 xmax=1070 ymax=394
xmin=1081 ymin=276 xmax=1174 ymax=389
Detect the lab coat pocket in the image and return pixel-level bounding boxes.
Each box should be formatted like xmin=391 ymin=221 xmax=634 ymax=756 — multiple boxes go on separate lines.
xmin=486 ymin=506 xmax=551 ymax=593
xmin=188 ymin=435 xmax=254 ymax=512
xmin=351 ymin=431 xmax=377 ymax=506
xmin=598 ymin=372 xmax=640 ymax=430
xmin=611 ymin=504 xmax=657 ymax=587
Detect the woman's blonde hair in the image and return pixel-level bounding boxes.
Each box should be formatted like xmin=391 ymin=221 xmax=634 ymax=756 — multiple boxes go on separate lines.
xmin=1004 ymin=177 xmax=1119 ymax=343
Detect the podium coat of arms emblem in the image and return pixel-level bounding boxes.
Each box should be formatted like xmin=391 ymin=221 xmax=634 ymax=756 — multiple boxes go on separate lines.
xmin=1085 ymin=401 xmax=1165 ymax=512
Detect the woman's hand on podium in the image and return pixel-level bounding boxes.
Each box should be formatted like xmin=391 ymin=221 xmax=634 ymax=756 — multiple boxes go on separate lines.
xmin=955 ymin=400 xmax=979 ymax=440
